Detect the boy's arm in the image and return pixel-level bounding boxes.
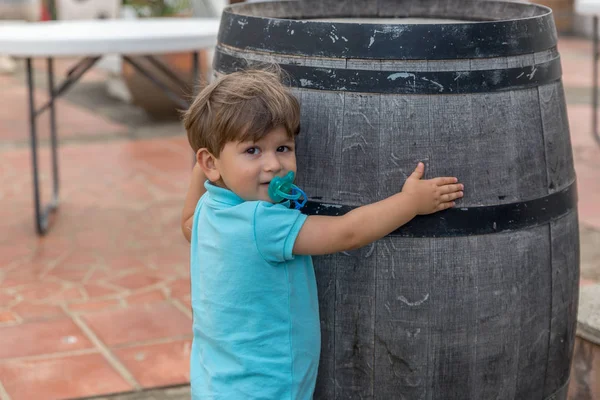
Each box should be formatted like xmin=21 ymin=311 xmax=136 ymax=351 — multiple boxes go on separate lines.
xmin=293 ymin=163 xmax=463 ymax=255
xmin=181 ymin=162 xmax=207 ymax=243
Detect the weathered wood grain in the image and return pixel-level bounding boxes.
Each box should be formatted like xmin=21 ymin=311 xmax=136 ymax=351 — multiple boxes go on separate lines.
xmin=515 ymin=225 xmax=552 ymax=399
xmin=544 ymin=212 xmax=580 ymax=397
xmin=333 ymin=245 xmax=377 ymax=399
xmin=427 ymin=236 xmax=476 ymax=400
xmin=539 ymin=82 xmax=576 ymax=193
xmin=313 ymin=252 xmax=337 ymax=400
xmin=374 ymin=237 xmax=431 ymax=399
xmin=295 ymin=56 xmax=346 ymax=203
xmin=378 ymin=94 xmax=430 ymax=199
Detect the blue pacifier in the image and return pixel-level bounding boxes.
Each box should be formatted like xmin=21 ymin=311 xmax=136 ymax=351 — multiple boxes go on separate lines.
xmin=268 ymin=171 xmax=307 ymax=210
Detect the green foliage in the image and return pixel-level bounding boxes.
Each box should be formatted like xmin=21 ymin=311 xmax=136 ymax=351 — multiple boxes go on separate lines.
xmin=122 ymin=0 xmax=192 ymax=17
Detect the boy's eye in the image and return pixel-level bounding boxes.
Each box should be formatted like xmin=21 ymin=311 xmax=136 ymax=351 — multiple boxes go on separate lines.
xmin=245 ymin=147 xmax=260 ymax=155
xmin=277 ymin=146 xmax=292 ymax=152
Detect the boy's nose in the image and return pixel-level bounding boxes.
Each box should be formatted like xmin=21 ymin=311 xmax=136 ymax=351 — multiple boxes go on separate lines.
xmin=263 ymin=152 xmax=282 ymax=173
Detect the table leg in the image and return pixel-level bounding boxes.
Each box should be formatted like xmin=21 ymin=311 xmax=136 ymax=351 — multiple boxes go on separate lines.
xmin=26 ymin=57 xmax=60 ymax=235
xmin=191 ymin=51 xmax=199 ymax=166
xmin=192 ymin=51 xmax=199 ymax=95
xmin=26 ymin=58 xmax=44 ymax=235
xmin=594 ymin=16 xmax=600 ymax=146
xmin=48 ymin=58 xmax=60 ymax=208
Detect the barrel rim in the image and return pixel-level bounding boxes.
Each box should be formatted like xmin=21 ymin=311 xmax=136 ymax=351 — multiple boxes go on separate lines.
xmin=224 ymin=0 xmax=553 ymax=26
xmin=218 ymin=0 xmax=557 ymax=59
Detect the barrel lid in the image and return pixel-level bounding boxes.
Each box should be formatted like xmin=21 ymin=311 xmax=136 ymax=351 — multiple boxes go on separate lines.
xmin=577 ymin=284 xmax=600 ymax=345
xmin=218 ymin=0 xmax=557 ymax=59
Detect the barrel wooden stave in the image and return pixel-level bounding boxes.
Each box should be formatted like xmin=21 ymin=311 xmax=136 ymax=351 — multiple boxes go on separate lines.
xmin=546 ymin=213 xmax=580 ymax=397
xmin=539 ymin=82 xmax=575 ymax=194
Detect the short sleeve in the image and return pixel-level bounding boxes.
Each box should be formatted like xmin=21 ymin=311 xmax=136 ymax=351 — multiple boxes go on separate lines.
xmin=253 ymin=202 xmax=307 ymax=264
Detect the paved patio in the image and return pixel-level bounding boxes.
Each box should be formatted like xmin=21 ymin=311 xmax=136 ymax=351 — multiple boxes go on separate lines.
xmin=0 ymin=35 xmax=599 ymax=399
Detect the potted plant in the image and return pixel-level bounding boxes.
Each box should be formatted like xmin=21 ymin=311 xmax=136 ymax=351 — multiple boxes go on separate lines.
xmin=122 ymin=0 xmax=192 ymax=18
xmin=121 ymin=0 xmax=210 ymax=119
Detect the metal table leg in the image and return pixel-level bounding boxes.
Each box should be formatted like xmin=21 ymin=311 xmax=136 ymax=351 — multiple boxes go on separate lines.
xmin=192 ymin=51 xmax=199 ymax=95
xmin=47 ymin=57 xmax=60 ymax=225
xmin=192 ymin=51 xmax=199 ymax=166
xmin=26 ymin=58 xmax=59 ymax=235
xmin=594 ymin=15 xmax=600 ymax=146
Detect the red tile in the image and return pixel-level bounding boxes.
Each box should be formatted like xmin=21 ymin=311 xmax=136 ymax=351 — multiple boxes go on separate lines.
xmin=0 ymin=292 xmax=17 ymax=307
xmin=109 ymin=272 xmax=162 ymax=291
xmin=85 ymin=269 xmax=111 ymax=283
xmin=73 ymin=229 xmax=117 ymax=251
xmin=0 ymin=242 xmax=32 ymax=267
xmin=46 ymin=265 xmax=90 ymax=283
xmin=45 ymin=286 xmax=86 ymax=303
xmin=68 ymin=299 xmax=122 ymax=313
xmin=84 ymin=303 xmax=192 ymax=346
xmin=567 ymin=105 xmax=596 ymax=149
xmin=179 ymin=296 xmax=192 ymax=311
xmin=580 ymin=278 xmax=596 ymax=287
xmin=106 ymin=255 xmax=148 ymax=272
xmin=59 ymin=251 xmax=100 ymax=269
xmin=1 ymin=268 xmax=43 ymax=289
xmin=32 ymin=236 xmax=73 ymax=262
xmin=14 ymin=281 xmax=65 ymax=302
xmin=10 ymin=302 xmax=65 ymax=321
xmin=113 ymin=340 xmax=192 ymax=388
xmin=0 ymin=318 xmax=93 ymax=359
xmin=167 ymin=278 xmax=190 ymax=301
xmin=125 ymin=289 xmax=167 ymax=305
xmin=0 ymin=353 xmax=132 ymax=400
xmin=150 ymin=251 xmax=189 ymax=270
xmin=0 ymin=87 xmax=127 ymax=143
xmin=0 ymin=310 xmax=18 ymax=323
xmin=576 ymin=161 xmax=600 ymax=230
xmin=82 ymin=283 xmax=122 ymax=298
xmin=82 ymin=302 xmax=191 ymax=347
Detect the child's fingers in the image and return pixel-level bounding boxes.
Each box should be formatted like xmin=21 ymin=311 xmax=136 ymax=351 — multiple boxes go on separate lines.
xmin=440 ymin=191 xmax=464 ymax=202
xmin=433 ymin=177 xmax=458 ymax=186
xmin=439 ymin=184 xmax=464 ymax=194
xmin=409 ymin=162 xmax=425 ymax=180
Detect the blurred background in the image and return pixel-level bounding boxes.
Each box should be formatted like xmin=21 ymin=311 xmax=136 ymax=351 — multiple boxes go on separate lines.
xmin=0 ymin=0 xmax=598 ymax=399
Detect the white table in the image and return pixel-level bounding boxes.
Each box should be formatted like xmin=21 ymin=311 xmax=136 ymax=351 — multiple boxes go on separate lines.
xmin=0 ymin=18 xmax=220 ymax=234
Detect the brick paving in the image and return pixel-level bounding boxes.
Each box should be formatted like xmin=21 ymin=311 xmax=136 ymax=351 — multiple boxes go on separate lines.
xmin=0 ymin=36 xmax=598 ymax=399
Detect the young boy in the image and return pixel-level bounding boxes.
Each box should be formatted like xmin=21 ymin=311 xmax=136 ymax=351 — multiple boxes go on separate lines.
xmin=181 ymin=68 xmax=463 ymax=400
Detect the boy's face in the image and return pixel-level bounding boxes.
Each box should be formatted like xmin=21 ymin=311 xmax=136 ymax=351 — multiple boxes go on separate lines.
xmin=214 ymin=126 xmax=297 ymax=202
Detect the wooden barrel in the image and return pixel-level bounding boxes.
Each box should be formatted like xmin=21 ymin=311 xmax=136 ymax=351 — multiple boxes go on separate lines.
xmin=568 ymin=284 xmax=600 ymax=399
xmin=214 ymin=1 xmax=580 ymax=398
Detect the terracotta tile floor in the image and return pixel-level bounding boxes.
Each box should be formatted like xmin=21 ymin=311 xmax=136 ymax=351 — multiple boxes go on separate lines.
xmin=0 ymin=37 xmax=599 ymax=399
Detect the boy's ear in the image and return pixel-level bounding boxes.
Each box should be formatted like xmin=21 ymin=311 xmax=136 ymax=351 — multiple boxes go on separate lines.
xmin=196 ymin=148 xmax=221 ymax=183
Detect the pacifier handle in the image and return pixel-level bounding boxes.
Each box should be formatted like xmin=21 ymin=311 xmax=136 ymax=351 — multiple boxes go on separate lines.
xmin=268 ymin=171 xmax=307 ymax=210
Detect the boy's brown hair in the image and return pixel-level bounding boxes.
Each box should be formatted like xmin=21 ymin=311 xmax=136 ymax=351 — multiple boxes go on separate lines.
xmin=183 ymin=66 xmax=300 ymax=157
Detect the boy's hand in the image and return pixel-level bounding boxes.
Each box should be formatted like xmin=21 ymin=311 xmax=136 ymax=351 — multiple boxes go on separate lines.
xmin=401 ymin=162 xmax=464 ymax=215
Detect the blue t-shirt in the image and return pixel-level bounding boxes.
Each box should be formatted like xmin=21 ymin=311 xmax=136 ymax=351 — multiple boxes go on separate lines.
xmin=190 ymin=182 xmax=320 ymax=400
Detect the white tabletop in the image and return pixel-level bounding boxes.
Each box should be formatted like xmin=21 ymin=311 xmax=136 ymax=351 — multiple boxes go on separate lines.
xmin=0 ymin=18 xmax=220 ymax=57
xmin=575 ymin=0 xmax=600 ymax=15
